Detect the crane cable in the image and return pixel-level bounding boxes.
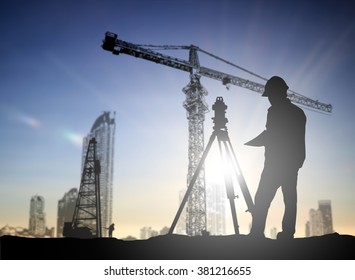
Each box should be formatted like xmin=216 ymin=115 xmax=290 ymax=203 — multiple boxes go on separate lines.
xmin=198 ymin=47 xmax=311 ymax=99
xmin=198 ymin=47 xmax=268 ymax=82
xmin=136 ymin=43 xmax=313 ymax=100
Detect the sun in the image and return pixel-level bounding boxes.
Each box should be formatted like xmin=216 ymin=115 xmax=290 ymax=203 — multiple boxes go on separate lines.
xmin=204 ymin=146 xmax=225 ymax=185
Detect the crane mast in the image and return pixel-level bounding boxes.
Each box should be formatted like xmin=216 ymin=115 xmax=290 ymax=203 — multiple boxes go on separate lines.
xmin=101 ymin=31 xmax=332 ymax=236
xmin=183 ymin=76 xmax=208 ymax=235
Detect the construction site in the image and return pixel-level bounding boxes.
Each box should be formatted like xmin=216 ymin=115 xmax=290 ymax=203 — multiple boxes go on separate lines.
xmin=2 ymin=29 xmax=355 ymax=260
xmin=60 ymin=31 xmax=332 ymax=239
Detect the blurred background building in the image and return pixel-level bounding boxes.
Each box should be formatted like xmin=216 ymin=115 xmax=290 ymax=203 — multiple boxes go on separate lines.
xmin=57 ymin=188 xmax=78 ymax=237
xmin=29 ymin=195 xmax=46 ymax=236
xmin=82 ymin=111 xmax=115 ymax=237
xmin=306 ymin=200 xmax=334 ymax=237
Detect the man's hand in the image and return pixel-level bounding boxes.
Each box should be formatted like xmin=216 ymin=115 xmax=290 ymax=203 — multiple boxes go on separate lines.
xmin=245 ymin=130 xmax=267 ymax=147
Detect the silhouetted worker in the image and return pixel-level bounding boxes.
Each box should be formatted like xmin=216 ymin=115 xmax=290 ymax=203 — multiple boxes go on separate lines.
xmin=108 ymin=223 xmax=115 ymax=238
xmin=246 ymin=76 xmax=306 ymax=240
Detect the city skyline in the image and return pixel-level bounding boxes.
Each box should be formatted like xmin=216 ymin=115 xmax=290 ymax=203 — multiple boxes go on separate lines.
xmin=1 ymin=1 xmax=354 ymax=239
xmin=0 ymin=185 xmax=338 ymax=240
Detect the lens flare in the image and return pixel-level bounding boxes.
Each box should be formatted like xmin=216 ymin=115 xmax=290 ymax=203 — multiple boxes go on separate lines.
xmin=22 ymin=116 xmax=41 ymax=128
xmin=63 ymin=131 xmax=83 ymax=148
xmin=15 ymin=112 xmax=41 ymax=128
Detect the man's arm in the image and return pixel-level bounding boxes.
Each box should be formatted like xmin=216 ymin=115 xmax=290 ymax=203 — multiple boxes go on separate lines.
xmin=244 ymin=130 xmax=267 ymax=147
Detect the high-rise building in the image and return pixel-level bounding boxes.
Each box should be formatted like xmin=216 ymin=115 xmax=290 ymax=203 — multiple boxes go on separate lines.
xmin=57 ymin=188 xmax=78 ymax=237
xmin=308 ymin=208 xmax=324 ymax=236
xmin=318 ymin=200 xmax=334 ymax=234
xmin=306 ymin=200 xmax=334 ymax=237
xmin=206 ymin=183 xmax=226 ymax=235
xmin=82 ymin=111 xmax=115 ymax=237
xmin=29 ymin=195 xmax=46 ymax=236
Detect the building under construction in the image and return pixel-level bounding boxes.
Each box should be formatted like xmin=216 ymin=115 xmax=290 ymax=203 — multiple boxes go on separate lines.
xmin=81 ymin=111 xmax=116 ymax=237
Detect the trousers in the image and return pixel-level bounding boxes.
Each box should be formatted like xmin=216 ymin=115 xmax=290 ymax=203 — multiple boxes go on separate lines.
xmin=251 ymin=165 xmax=299 ymax=235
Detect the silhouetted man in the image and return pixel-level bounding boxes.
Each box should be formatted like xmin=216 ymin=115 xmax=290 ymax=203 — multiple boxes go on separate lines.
xmin=246 ymin=76 xmax=306 ymax=240
xmin=108 ymin=223 xmax=115 ymax=238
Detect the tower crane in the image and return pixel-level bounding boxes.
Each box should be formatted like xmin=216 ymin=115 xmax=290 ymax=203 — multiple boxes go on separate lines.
xmin=101 ymin=31 xmax=332 ymax=236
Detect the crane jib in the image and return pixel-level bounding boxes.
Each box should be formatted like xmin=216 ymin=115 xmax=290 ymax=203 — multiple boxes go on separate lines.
xmin=102 ymin=31 xmax=332 ymax=114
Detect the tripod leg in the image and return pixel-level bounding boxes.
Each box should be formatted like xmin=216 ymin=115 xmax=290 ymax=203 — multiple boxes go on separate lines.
xmin=229 ymin=197 xmax=239 ymax=235
xmin=218 ymin=140 xmax=239 ymax=235
xmin=225 ymin=137 xmax=254 ymax=213
xmin=169 ymin=132 xmax=217 ymax=234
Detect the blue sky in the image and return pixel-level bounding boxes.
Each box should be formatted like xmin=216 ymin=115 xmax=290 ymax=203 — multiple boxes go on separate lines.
xmin=0 ymin=0 xmax=354 ymax=238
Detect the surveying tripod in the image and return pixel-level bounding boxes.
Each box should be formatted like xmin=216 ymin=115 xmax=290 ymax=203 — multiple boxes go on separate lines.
xmin=169 ymin=97 xmax=254 ymax=235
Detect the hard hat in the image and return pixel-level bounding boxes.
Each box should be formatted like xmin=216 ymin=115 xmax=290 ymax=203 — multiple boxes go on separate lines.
xmin=262 ymin=76 xmax=289 ymax=97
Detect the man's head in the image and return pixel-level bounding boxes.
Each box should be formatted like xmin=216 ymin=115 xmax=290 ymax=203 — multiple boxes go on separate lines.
xmin=262 ymin=76 xmax=289 ymax=105
xmin=262 ymin=76 xmax=289 ymax=96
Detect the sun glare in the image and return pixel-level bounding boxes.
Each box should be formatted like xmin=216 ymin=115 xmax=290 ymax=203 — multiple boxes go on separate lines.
xmin=205 ymin=148 xmax=225 ymax=185
xmin=17 ymin=113 xmax=41 ymax=128
xmin=63 ymin=131 xmax=83 ymax=148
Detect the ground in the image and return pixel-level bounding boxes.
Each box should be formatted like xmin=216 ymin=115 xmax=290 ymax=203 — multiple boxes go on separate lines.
xmin=1 ymin=233 xmax=354 ymax=260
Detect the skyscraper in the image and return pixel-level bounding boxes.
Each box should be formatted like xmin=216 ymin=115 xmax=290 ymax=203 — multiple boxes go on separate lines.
xmin=57 ymin=188 xmax=78 ymax=237
xmin=318 ymin=200 xmax=334 ymax=234
xmin=308 ymin=208 xmax=323 ymax=236
xmin=29 ymin=195 xmax=46 ymax=236
xmin=82 ymin=111 xmax=115 ymax=237
xmin=306 ymin=200 xmax=334 ymax=237
xmin=206 ymin=183 xmax=226 ymax=235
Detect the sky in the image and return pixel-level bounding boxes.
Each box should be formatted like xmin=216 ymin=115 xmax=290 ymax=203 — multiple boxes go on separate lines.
xmin=0 ymin=0 xmax=354 ymax=239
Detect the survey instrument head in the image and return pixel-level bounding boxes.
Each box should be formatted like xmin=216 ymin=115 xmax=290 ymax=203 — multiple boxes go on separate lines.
xmin=212 ymin=97 xmax=228 ymax=130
